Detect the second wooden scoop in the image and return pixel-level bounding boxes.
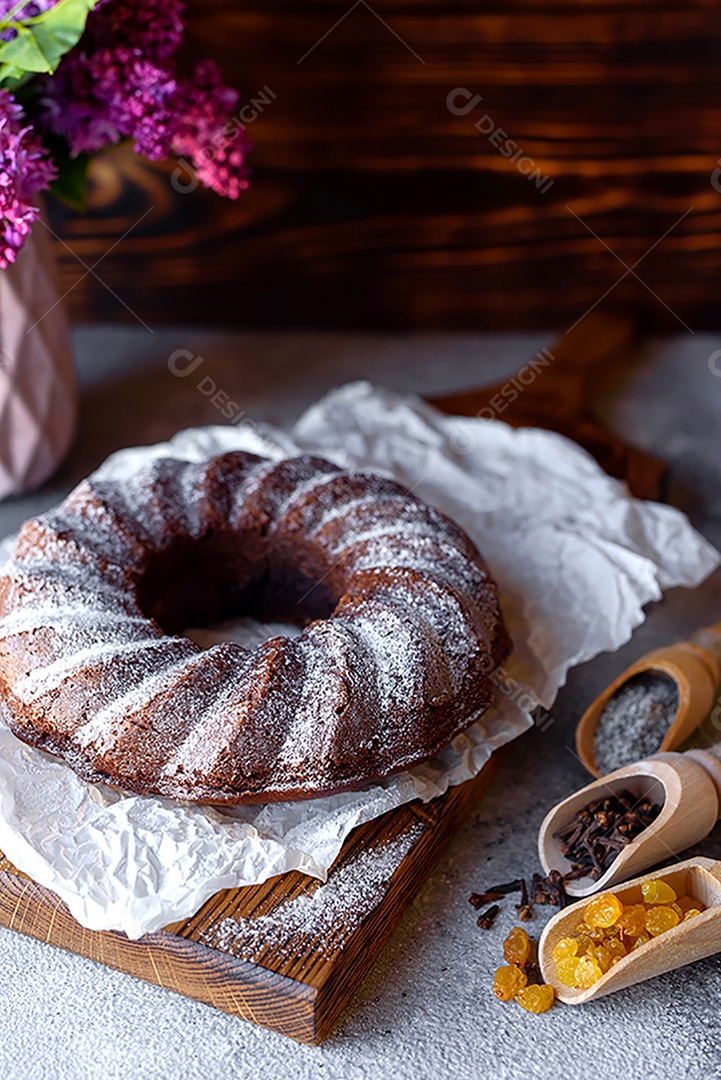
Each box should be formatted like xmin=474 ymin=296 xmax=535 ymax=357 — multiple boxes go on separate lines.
xmin=576 ymin=623 xmax=721 ymax=778
xmin=539 ymin=743 xmax=721 ymax=897
xmin=539 ymin=856 xmax=721 ymax=1004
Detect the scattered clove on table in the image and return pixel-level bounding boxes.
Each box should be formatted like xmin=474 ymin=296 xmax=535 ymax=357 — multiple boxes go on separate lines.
xmin=515 ymin=878 xmax=534 ymax=921
xmin=469 ymin=869 xmax=571 ymax=934
xmin=469 ymin=890 xmax=504 ymax=909
xmin=521 ymin=960 xmax=543 ymax=986
xmin=468 ymin=879 xmax=524 ymax=909
xmin=476 ymin=904 xmax=501 ymax=929
xmin=531 ymin=869 xmax=567 ymax=908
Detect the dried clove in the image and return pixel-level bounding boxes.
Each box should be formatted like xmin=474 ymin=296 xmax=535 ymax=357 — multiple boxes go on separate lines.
xmin=476 ymin=904 xmax=501 ymax=929
xmin=521 ymin=960 xmax=543 ymax=985
xmin=468 ymin=879 xmax=523 ymax=909
xmin=515 ymin=878 xmax=533 ymax=920
xmin=468 ymin=890 xmax=504 ymax=909
xmin=532 ymin=870 xmax=567 ymax=908
xmin=553 ymin=790 xmax=662 ymax=881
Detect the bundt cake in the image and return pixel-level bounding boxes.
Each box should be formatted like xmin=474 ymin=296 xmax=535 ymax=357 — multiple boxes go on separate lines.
xmin=0 ymin=451 xmax=510 ymax=804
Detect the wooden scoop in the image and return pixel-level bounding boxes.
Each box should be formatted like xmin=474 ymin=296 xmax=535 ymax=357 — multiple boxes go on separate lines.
xmin=575 ymin=623 xmax=721 ymax=778
xmin=538 ymin=744 xmax=721 ymax=897
xmin=539 ymin=856 xmax=721 ymax=1004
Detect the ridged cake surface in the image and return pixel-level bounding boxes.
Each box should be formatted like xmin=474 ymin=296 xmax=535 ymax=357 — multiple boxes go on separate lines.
xmin=0 ymin=451 xmax=510 ymax=803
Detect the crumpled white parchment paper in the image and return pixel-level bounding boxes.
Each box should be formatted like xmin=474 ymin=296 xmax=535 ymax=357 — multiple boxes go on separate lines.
xmin=0 ymin=381 xmax=717 ymax=938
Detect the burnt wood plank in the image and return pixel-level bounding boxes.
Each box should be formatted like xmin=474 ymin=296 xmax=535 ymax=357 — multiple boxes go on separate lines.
xmin=46 ymin=1 xmax=721 ymax=331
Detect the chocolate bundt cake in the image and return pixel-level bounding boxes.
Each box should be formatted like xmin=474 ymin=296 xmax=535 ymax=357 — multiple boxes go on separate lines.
xmin=0 ymin=451 xmax=510 ymax=804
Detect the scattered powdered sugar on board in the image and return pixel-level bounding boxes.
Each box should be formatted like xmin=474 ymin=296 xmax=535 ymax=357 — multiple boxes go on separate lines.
xmin=200 ymin=822 xmax=424 ymax=964
xmin=593 ymin=671 xmax=679 ymax=775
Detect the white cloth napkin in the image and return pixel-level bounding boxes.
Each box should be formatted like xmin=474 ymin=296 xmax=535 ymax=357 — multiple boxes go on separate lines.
xmin=0 ymin=381 xmax=716 ymax=938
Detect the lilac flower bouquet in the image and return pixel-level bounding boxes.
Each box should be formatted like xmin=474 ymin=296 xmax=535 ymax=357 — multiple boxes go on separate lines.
xmin=0 ymin=0 xmax=250 ymax=267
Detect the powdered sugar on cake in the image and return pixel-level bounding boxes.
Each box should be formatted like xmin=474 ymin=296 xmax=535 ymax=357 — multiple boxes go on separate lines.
xmin=0 ymin=450 xmax=509 ymax=804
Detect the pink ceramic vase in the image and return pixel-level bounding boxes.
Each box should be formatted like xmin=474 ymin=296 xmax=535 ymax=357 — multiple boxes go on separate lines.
xmin=0 ymin=210 xmax=76 ymax=500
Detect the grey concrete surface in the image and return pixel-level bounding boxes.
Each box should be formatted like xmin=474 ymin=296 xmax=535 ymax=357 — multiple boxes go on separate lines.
xmin=1 ymin=328 xmax=720 ymax=1080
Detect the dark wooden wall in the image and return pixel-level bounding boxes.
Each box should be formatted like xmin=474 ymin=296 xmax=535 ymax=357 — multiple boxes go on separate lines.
xmin=49 ymin=1 xmax=721 ymax=332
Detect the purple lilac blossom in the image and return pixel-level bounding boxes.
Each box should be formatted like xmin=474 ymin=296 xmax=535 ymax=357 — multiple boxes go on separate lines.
xmin=0 ymin=0 xmax=58 ymax=38
xmin=0 ymin=91 xmax=55 ymax=266
xmin=0 ymin=1 xmax=59 ymax=15
xmin=86 ymin=0 xmax=184 ymax=58
xmin=171 ymin=61 xmax=250 ymax=198
xmin=41 ymin=0 xmax=250 ymax=197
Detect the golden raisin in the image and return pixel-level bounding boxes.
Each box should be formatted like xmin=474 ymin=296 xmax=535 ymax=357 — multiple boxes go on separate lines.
xmin=555 ymin=957 xmax=581 ymax=987
xmin=575 ymin=954 xmax=604 ymax=988
xmin=645 ymin=905 xmax=680 ymax=936
xmin=551 ymin=937 xmax=578 ymax=964
xmin=616 ymin=904 xmax=646 ymax=938
xmin=551 ymin=882 xmax=702 ymax=995
xmin=493 ymin=965 xmax=528 ymax=1002
xmin=584 ymin=893 xmax=623 ymax=929
xmin=503 ymin=926 xmax=531 ymax=967
xmin=641 ymin=879 xmax=677 ymax=905
xmin=517 ymin=984 xmax=555 ymax=1013
xmin=587 ymin=945 xmax=613 ymax=974
xmin=574 ymin=920 xmax=605 ymax=943
xmin=604 ymin=936 xmax=628 ymax=962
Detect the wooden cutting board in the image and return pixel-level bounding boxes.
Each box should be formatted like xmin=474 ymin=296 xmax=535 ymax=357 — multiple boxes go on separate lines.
xmin=0 ymin=312 xmax=666 ymax=1044
xmin=0 ymin=756 xmax=500 ymax=1045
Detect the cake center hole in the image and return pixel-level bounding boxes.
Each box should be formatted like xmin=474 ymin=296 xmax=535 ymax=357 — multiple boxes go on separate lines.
xmin=135 ymin=532 xmax=338 ymax=639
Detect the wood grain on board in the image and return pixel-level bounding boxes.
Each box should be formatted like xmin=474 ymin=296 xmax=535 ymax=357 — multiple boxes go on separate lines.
xmin=0 ymin=754 xmax=500 ymax=1045
xmin=48 ymin=1 xmax=721 ymax=331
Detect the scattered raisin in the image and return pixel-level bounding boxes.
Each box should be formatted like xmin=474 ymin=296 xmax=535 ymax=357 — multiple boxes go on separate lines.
xmin=493 ymin=965 xmax=528 ymax=1002
xmin=517 ymin=984 xmax=555 ymax=1014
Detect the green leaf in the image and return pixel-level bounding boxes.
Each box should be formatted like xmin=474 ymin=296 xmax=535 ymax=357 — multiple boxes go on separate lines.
xmin=28 ymin=0 xmax=100 ymax=71
xmin=0 ymin=0 xmax=100 ymax=78
xmin=0 ymin=25 xmax=53 ymax=74
xmin=0 ymin=62 xmax=28 ymax=85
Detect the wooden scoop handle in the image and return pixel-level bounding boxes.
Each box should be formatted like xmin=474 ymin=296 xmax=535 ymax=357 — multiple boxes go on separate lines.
xmin=688 ymin=624 xmax=721 ymax=675
xmin=677 ymin=626 xmax=721 ymax=808
xmin=686 ymin=747 xmax=721 ymax=812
